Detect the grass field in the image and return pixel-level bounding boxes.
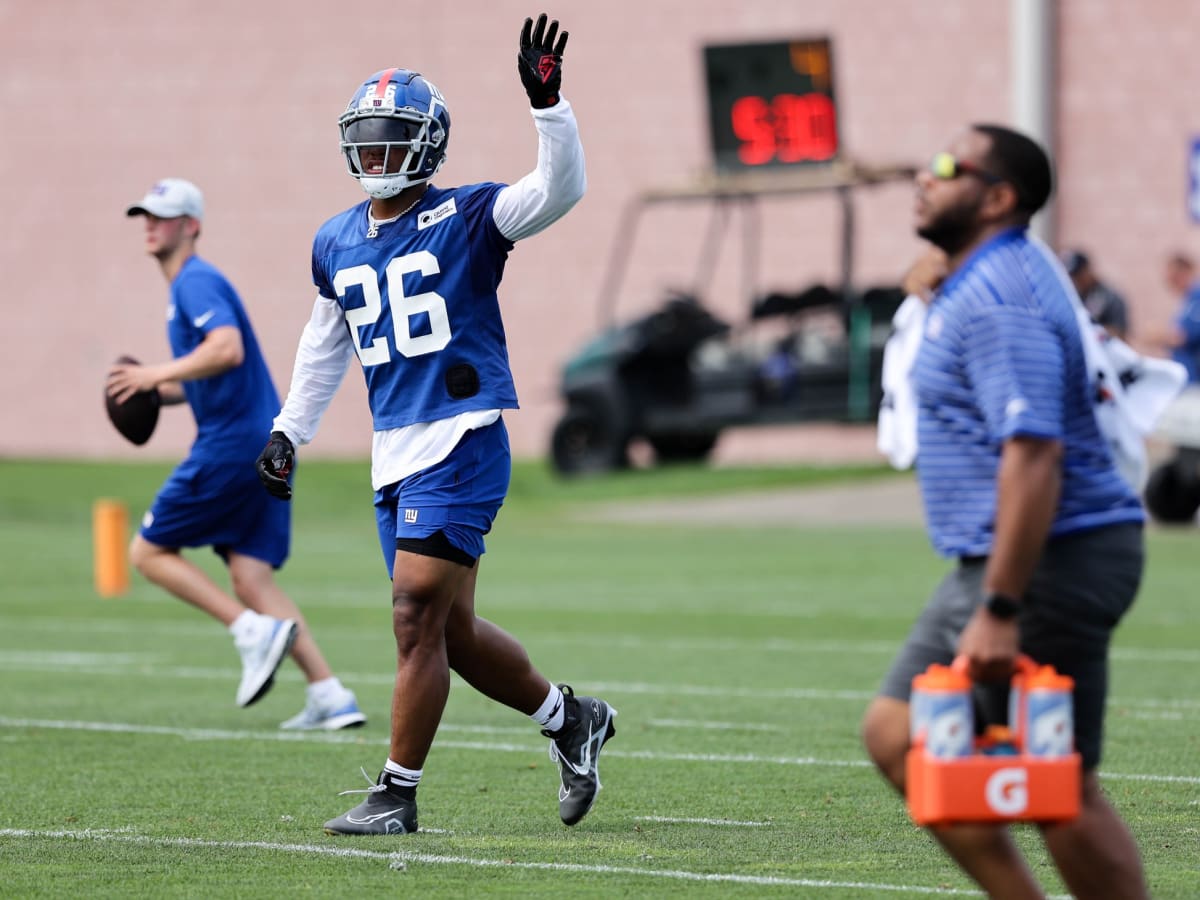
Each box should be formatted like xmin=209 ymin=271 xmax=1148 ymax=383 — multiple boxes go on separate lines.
xmin=1 ymin=458 xmax=1197 ymax=897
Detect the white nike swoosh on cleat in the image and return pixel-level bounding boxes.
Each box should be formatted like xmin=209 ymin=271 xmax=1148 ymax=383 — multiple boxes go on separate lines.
xmin=567 ymin=718 xmax=610 ymax=775
xmin=571 ymin=725 xmax=595 ymax=774
xmin=346 ymin=808 xmax=407 ymax=824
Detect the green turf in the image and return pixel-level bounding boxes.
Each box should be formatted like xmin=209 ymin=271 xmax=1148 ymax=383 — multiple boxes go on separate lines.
xmin=0 ymin=458 xmax=1197 ymax=897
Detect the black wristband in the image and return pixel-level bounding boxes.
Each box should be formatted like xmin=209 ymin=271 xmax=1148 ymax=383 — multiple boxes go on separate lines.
xmin=984 ymin=592 xmax=1021 ymax=620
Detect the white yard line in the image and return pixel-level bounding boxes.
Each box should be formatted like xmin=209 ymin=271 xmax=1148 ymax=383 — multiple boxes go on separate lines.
xmin=8 ymin=622 xmax=1200 ymax=663
xmin=635 ymin=815 xmax=772 ymax=827
xmin=646 ymin=718 xmax=786 ymax=732
xmin=0 ymin=652 xmax=1196 ymax=713
xmin=0 ymin=827 xmax=985 ymax=896
xmin=0 ymin=716 xmax=1196 ymax=784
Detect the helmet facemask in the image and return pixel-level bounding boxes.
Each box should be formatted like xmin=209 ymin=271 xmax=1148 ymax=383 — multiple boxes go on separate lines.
xmin=339 ymin=72 xmax=450 ymax=200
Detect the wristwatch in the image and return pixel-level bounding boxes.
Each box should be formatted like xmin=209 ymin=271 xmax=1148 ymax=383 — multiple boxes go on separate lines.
xmin=984 ymin=592 xmax=1021 ymax=620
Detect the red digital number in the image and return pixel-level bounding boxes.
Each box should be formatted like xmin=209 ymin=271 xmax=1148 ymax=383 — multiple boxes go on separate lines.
xmin=730 ymin=93 xmax=837 ymax=166
xmin=775 ymin=93 xmax=837 ymax=162
xmin=730 ymin=96 xmax=776 ymax=166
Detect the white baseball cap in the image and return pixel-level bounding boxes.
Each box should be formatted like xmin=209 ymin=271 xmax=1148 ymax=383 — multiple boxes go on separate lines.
xmin=126 ymin=178 xmax=205 ymax=220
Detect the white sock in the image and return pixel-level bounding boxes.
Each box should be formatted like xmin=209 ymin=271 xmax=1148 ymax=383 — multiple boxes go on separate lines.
xmin=383 ymin=759 xmax=422 ymax=789
xmin=531 ymin=685 xmax=566 ymax=733
xmin=228 ymin=609 xmax=264 ymax=643
xmin=307 ymin=676 xmax=344 ymax=705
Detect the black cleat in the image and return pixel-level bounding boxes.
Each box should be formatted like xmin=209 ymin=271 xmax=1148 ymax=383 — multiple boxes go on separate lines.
xmin=323 ymin=770 xmax=418 ymax=835
xmin=541 ymin=684 xmax=617 ymax=826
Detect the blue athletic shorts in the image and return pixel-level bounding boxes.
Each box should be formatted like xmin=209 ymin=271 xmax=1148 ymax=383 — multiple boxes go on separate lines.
xmin=140 ymin=452 xmax=291 ymax=568
xmin=373 ymin=420 xmax=511 ymax=576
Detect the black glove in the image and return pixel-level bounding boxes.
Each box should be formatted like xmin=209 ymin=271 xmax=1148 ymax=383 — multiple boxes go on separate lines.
xmin=256 ymin=431 xmax=295 ymax=500
xmin=518 ymin=13 xmax=568 ymax=109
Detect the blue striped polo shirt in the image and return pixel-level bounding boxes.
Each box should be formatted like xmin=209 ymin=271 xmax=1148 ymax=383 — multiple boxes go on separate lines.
xmin=912 ymin=227 xmax=1143 ymax=558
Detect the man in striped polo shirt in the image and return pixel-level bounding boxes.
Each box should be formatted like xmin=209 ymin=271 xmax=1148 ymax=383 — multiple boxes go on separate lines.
xmin=861 ymin=125 xmax=1149 ymax=899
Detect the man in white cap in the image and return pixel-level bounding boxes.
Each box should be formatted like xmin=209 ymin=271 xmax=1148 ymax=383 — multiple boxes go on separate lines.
xmin=107 ymin=178 xmax=367 ymax=731
xmin=124 ymin=177 xmax=206 ymax=221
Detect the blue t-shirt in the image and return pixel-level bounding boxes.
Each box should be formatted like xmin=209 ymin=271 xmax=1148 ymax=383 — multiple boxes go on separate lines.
xmin=1171 ymin=282 xmax=1200 ymax=383
xmin=310 ymin=183 xmax=519 ymax=430
xmin=912 ymin=228 xmax=1143 ymax=558
xmin=167 ymin=256 xmax=281 ymax=460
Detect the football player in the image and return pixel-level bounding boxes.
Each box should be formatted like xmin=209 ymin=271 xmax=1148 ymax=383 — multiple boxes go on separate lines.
xmin=112 ymin=178 xmax=366 ymax=730
xmin=257 ymin=14 xmax=616 ymax=835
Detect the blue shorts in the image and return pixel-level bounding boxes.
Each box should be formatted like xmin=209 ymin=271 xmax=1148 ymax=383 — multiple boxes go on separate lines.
xmin=141 ymin=452 xmax=291 ymax=568
xmin=373 ymin=420 xmax=511 ymax=576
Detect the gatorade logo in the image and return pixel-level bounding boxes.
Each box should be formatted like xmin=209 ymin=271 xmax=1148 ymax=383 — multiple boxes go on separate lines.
xmin=925 ymin=707 xmax=972 ymax=758
xmin=1029 ymin=704 xmax=1073 ymax=757
xmin=985 ymin=767 xmax=1029 ymax=816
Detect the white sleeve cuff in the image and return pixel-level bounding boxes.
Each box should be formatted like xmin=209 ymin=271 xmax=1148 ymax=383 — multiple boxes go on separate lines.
xmin=492 ymin=97 xmax=586 ymax=242
xmin=271 ymin=295 xmax=353 ymax=445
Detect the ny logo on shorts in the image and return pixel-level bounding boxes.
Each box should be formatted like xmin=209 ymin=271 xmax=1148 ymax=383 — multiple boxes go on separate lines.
xmin=404 ymin=509 xmax=419 ymax=524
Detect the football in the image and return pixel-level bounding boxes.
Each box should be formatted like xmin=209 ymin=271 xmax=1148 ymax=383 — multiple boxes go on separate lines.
xmin=106 ymin=355 xmax=161 ymax=446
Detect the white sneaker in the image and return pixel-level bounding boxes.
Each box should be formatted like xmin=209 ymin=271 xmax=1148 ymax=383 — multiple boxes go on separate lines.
xmin=235 ymin=617 xmax=298 ymax=707
xmin=280 ymin=689 xmax=367 ymax=731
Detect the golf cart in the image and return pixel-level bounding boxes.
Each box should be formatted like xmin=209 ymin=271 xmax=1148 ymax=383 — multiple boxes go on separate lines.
xmin=549 ymin=159 xmax=916 ymax=475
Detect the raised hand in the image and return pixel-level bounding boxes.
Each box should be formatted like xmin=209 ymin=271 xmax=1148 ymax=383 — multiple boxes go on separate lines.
xmin=518 ymin=13 xmax=569 ymax=109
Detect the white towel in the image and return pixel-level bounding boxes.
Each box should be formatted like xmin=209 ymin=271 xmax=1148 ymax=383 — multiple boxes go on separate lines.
xmin=876 ymin=241 xmax=1188 ymax=491
xmin=876 ymin=294 xmax=926 ymax=470
xmin=1038 ymin=237 xmax=1187 ymax=490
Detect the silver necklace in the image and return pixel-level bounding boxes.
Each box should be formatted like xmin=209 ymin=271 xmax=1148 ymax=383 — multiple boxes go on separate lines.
xmin=366 ymin=193 xmax=423 ymax=238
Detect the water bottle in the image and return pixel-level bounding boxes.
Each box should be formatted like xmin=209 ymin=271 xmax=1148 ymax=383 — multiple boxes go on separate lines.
xmin=911 ymin=663 xmax=974 ymax=758
xmin=1008 ymin=668 xmax=1025 ymax=739
xmin=1021 ymin=665 xmax=1074 ymax=758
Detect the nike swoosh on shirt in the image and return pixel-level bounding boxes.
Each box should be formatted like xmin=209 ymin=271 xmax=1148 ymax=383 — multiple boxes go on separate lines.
xmin=192 ymin=310 xmax=216 ymax=328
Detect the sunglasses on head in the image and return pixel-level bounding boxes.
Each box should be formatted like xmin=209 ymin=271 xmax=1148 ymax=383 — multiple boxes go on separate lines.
xmin=929 ymin=151 xmax=1005 ymax=186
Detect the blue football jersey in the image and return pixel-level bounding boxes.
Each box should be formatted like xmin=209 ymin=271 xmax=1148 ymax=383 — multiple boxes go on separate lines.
xmin=167 ymin=256 xmax=281 ymax=460
xmin=311 ymin=183 xmax=519 ymax=430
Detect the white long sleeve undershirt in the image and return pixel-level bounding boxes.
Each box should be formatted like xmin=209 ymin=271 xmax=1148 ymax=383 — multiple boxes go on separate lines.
xmin=272 ymin=99 xmax=586 ymax=489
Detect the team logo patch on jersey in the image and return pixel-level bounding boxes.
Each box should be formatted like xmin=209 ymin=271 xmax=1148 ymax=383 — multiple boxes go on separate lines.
xmin=417 ymin=198 xmax=457 ymax=231
xmin=404 ymin=508 xmax=419 ymax=524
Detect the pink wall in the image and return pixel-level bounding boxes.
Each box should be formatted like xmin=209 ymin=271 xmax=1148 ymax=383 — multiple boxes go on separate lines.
xmin=2 ymin=1 xmax=1195 ymax=460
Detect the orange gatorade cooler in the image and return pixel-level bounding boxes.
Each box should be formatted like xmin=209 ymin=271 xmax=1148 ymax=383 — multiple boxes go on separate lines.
xmin=905 ymin=656 xmax=1081 ymax=826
